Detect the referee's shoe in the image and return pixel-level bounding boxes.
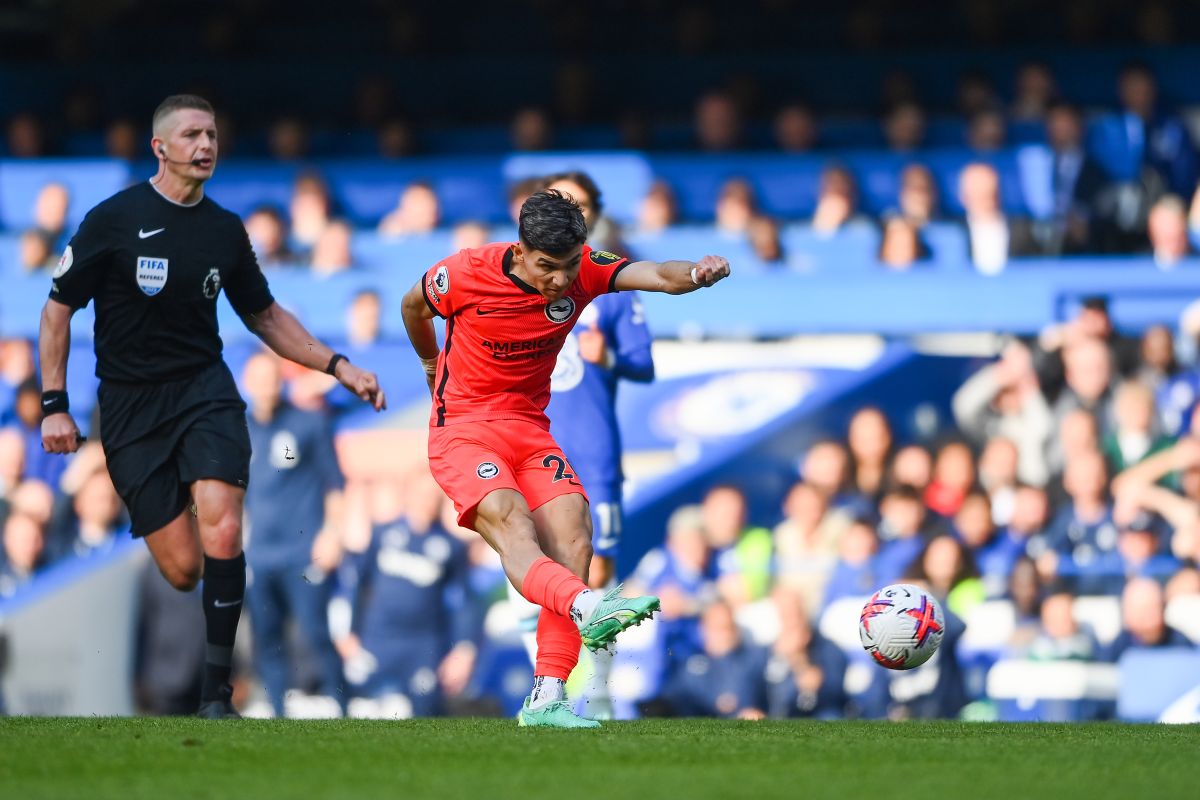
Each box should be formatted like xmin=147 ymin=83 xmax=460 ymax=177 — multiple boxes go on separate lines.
xmin=196 ymin=684 xmax=241 ymax=719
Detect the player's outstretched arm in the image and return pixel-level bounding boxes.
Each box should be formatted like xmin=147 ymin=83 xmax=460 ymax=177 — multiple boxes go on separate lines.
xmin=38 ymin=298 xmax=83 ymax=454
xmin=613 ymin=254 xmax=731 ymax=295
xmin=401 ymin=280 xmax=440 ymax=396
xmin=245 ymin=301 xmax=387 ymax=411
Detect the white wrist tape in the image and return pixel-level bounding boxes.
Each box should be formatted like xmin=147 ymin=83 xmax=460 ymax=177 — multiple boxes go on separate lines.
xmin=691 ymin=266 xmax=700 ymax=285
xmin=420 ymin=356 xmax=439 ymax=374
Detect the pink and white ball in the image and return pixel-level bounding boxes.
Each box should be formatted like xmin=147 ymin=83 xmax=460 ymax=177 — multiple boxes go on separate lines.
xmin=858 ymin=583 xmax=945 ymax=670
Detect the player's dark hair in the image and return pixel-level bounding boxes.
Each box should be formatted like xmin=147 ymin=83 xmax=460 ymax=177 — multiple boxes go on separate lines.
xmin=544 ymin=171 xmax=603 ymax=215
xmin=152 ymin=94 xmax=214 ymax=130
xmin=518 ymin=189 xmax=587 ymax=255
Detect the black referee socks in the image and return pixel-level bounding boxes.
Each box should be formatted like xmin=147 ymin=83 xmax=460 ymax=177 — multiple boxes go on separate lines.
xmin=200 ymin=552 xmax=247 ymax=702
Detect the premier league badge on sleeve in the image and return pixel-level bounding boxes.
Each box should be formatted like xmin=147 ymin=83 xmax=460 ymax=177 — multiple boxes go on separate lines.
xmin=136 ymin=256 xmax=169 ymax=296
xmin=203 ymin=268 xmax=222 ymax=299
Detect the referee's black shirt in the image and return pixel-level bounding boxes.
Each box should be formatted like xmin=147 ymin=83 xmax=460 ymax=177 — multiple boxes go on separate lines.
xmin=50 ymin=181 xmax=275 ymax=384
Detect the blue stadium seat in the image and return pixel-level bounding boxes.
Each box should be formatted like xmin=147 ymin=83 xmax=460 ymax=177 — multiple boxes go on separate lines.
xmin=0 ymin=232 xmax=24 ymax=277
xmin=351 ymin=230 xmax=455 ymax=274
xmin=1086 ymin=114 xmax=1140 ymax=182
xmin=780 ymin=223 xmax=880 ymax=272
xmin=0 ymin=159 xmax=131 ymax=233
xmin=205 ymin=162 xmax=300 ymax=219
xmin=922 ymin=222 xmax=970 ymax=268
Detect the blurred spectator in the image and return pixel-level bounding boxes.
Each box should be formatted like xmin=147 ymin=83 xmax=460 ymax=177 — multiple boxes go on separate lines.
xmin=882 ymin=102 xmax=926 ymax=152
xmin=242 ymin=352 xmax=347 ymax=717
xmin=950 ymin=340 xmax=1056 ymax=484
xmin=1146 ymin=194 xmax=1193 ymax=269
xmin=310 ymin=220 xmax=354 ymax=276
xmin=57 ymin=469 xmax=123 ymax=561
xmin=958 ymin=163 xmax=1039 ymax=274
xmin=889 ymin=444 xmax=933 ymax=493
xmin=764 ymin=588 xmax=847 ymax=719
xmin=267 ymin=116 xmax=310 ymax=160
xmin=346 ymin=289 xmax=383 ymax=347
xmin=244 ymin=206 xmax=296 ymax=267
xmin=655 ymin=599 xmax=768 ymax=719
xmin=6 ymin=112 xmax=46 ymax=158
xmin=1044 ymin=449 xmax=1116 ymax=583
xmin=747 ymin=216 xmax=784 ymax=265
xmin=823 ymin=516 xmax=879 ymax=605
xmin=510 ymin=107 xmax=553 ymax=152
xmin=878 ymin=215 xmax=928 ymax=270
xmin=695 ymin=91 xmax=743 ymax=152
xmin=772 ymin=481 xmax=842 ymax=617
xmin=773 ymin=103 xmax=819 ymax=152
xmin=1044 ymin=102 xmax=1109 ymax=254
xmin=105 ymin=118 xmax=140 ymax=160
xmin=714 ymin=178 xmax=757 ymax=235
xmin=925 ymin=440 xmax=976 ymax=518
xmin=1104 ymin=577 xmax=1193 ymax=661
xmin=703 ymin=485 xmax=772 ymax=607
xmin=1005 ymin=556 xmax=1045 ymax=650
xmin=289 ymin=174 xmax=332 ymax=251
xmin=0 ymin=427 xmax=24 ymax=524
xmin=978 ymin=436 xmax=1019 ymax=525
xmin=33 ymin=183 xmax=70 ymax=242
xmin=341 ymin=473 xmax=475 ymax=715
xmin=957 ymin=70 xmax=999 ymax=118
xmin=637 ymin=181 xmax=679 ymax=234
xmin=353 ymin=75 xmax=398 ymax=128
xmin=1103 ymin=380 xmax=1171 ymax=473
xmin=546 ymin=171 xmax=624 ymax=254
xmin=802 ymin=439 xmax=852 ymax=504
xmin=847 ymin=407 xmax=893 ymax=504
xmin=1052 ymin=338 xmax=1116 ymax=440
xmin=1135 ymin=324 xmax=1196 ymax=435
xmin=10 ymin=480 xmax=54 ymax=534
xmin=507 ymin=177 xmax=543 ymax=225
xmin=0 ymin=338 xmax=35 ymax=418
xmin=1023 ymin=591 xmax=1099 ymax=660
xmin=451 ymin=221 xmax=489 ymax=251
xmin=1115 ymin=63 xmax=1198 ymax=198
xmin=1036 ymin=296 xmax=1140 ymax=399
xmin=7 ymin=379 xmax=67 ymax=489
xmin=907 ymin=534 xmax=985 ymax=618
xmin=0 ymin=513 xmax=48 ymax=598
xmin=811 ymin=167 xmax=864 ymax=236
xmin=628 ymin=505 xmax=714 ymax=670
xmin=378 ymin=118 xmax=417 ymax=159
xmin=1011 ymin=61 xmax=1058 ymax=121
xmin=875 ymin=485 xmax=929 ymax=584
xmin=379 ymin=182 xmax=440 ymax=237
xmin=18 ymin=229 xmax=56 ymax=272
xmin=991 ymin=485 xmax=1052 ymax=595
xmin=966 ymin=108 xmax=1006 ymax=152
xmin=896 ymin=164 xmax=940 ymax=227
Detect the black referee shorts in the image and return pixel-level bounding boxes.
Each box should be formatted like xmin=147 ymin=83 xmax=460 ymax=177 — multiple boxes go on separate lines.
xmin=98 ymin=361 xmax=251 ymax=538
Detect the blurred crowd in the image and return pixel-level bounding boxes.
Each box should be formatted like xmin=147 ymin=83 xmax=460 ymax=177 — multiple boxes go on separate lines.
xmin=6 ymin=63 xmax=1200 ymax=276
xmin=6 ymin=285 xmax=1200 ymax=720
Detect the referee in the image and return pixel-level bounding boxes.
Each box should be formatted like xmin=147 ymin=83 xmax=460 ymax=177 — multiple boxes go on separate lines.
xmin=38 ymin=94 xmax=386 ymax=718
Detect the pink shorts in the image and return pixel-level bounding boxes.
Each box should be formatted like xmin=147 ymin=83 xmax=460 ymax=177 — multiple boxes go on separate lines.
xmin=428 ymin=419 xmax=589 ymax=528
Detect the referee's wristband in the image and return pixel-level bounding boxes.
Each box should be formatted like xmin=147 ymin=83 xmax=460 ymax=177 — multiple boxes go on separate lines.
xmin=41 ymin=390 xmax=69 ymax=417
xmin=325 ymin=353 xmax=348 ymax=376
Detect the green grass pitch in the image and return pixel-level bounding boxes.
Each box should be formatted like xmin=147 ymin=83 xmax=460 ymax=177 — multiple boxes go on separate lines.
xmin=1 ymin=718 xmax=1197 ymax=800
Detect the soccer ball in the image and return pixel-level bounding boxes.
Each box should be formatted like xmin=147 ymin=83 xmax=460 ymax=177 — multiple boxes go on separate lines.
xmin=858 ymin=583 xmax=945 ymax=670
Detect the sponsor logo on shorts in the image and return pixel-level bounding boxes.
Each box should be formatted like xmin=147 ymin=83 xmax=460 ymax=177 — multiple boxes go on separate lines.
xmin=476 ymin=462 xmax=499 ymax=479
xmin=545 ymin=296 xmax=576 ymax=324
xmin=53 ymin=245 xmax=73 ymax=278
xmin=202 ymin=267 xmax=221 ymax=299
xmin=136 ymin=256 xmax=169 ymax=296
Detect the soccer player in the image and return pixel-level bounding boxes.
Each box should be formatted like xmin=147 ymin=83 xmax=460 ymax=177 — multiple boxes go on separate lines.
xmin=38 ymin=94 xmax=385 ymax=718
xmin=401 ymin=189 xmax=729 ymax=727
xmin=508 ymin=172 xmax=656 ymax=719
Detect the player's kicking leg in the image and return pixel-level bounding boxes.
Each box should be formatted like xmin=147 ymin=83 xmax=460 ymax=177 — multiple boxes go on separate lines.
xmin=144 ymin=478 xmax=247 ymax=719
xmin=472 ymin=490 xmax=658 ymax=728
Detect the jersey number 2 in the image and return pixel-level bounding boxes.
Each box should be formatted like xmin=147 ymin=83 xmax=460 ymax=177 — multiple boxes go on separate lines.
xmin=542 ymin=455 xmax=581 ymax=485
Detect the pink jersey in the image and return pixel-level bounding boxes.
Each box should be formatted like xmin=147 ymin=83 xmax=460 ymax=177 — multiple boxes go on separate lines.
xmin=421 ymin=242 xmax=629 ymax=430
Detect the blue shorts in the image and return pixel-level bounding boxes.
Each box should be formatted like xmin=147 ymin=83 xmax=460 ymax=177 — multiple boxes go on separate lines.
xmin=590 ymin=500 xmax=622 ymax=559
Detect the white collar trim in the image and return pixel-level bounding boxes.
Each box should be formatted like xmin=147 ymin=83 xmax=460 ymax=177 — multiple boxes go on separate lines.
xmin=148 ymin=179 xmax=203 ymax=207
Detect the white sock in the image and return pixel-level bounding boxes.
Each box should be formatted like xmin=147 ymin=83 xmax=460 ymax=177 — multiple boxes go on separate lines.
xmin=570 ymin=589 xmax=601 ymax=627
xmin=583 ymin=645 xmax=614 ymax=703
xmin=528 ymin=676 xmax=565 ymax=709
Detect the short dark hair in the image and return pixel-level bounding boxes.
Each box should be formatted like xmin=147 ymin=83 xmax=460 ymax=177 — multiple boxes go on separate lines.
xmin=544 ymin=171 xmax=603 ymax=215
xmin=152 ymin=94 xmax=214 ymax=131
xmin=518 ymin=189 xmax=587 ymax=255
